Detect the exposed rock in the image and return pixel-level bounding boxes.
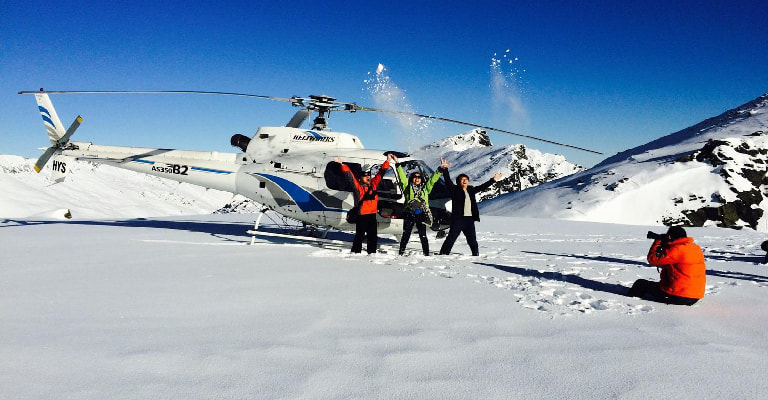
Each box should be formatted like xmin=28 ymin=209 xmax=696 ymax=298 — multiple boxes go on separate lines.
xmin=676 ymin=137 xmax=767 ymax=229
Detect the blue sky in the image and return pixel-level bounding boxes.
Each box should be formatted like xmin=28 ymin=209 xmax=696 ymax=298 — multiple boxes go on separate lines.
xmin=2 ymin=1 xmax=767 ymax=167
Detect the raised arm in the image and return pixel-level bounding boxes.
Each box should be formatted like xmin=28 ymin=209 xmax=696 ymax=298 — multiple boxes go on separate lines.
xmin=371 ymin=156 xmax=391 ymax=188
xmin=336 ymin=156 xmax=361 ymax=195
xmin=441 ymin=166 xmax=454 ymax=190
xmin=424 ymin=168 xmax=443 ymax=194
xmin=336 ymin=156 xmax=352 ymax=177
xmin=473 ymin=173 xmax=502 ymax=193
xmin=395 ymin=163 xmax=408 ymax=191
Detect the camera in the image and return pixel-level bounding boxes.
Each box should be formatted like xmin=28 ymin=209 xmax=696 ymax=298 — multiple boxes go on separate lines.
xmin=647 ymin=231 xmax=663 ymax=240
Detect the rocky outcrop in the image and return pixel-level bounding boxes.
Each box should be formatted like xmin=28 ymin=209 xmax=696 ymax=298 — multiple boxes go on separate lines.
xmin=666 ymin=133 xmax=768 ymax=229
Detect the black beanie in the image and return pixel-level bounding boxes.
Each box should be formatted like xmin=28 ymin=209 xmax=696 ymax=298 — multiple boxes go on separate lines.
xmin=667 ymin=226 xmax=687 ymax=240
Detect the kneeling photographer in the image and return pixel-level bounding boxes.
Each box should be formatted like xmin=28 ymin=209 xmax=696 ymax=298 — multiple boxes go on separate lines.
xmin=628 ymin=226 xmax=706 ymax=306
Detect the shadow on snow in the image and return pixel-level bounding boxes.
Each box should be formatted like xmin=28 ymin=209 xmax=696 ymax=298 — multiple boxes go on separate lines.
xmin=1 ymin=217 xmax=254 ymax=242
xmin=475 ymin=261 xmax=630 ymax=296
xmin=0 ymin=217 xmax=390 ymax=247
xmin=706 ymin=249 xmax=766 ymax=265
xmin=521 ymin=250 xmax=647 ymax=267
xmin=517 ymin=250 xmax=768 ymax=285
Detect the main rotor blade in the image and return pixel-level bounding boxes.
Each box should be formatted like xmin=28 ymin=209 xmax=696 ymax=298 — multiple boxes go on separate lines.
xmin=18 ymin=90 xmax=295 ymax=103
xmin=286 ymin=109 xmax=311 ymax=128
xmin=18 ymin=89 xmax=602 ymax=154
xmin=34 ymin=147 xmax=57 ymax=173
xmin=353 ymin=105 xmax=603 ymax=155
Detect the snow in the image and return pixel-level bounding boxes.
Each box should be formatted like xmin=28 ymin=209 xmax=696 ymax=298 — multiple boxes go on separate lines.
xmin=0 ymin=155 xmax=235 ymax=219
xmin=2 ymin=213 xmax=768 ymax=399
xmin=3 ymin=94 xmax=768 ymax=398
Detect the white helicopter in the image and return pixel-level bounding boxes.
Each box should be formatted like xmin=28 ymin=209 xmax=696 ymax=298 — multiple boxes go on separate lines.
xmin=20 ymin=89 xmax=601 ymax=240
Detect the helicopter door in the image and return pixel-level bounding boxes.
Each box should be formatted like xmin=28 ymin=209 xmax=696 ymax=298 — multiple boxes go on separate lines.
xmin=373 ymin=166 xmax=402 ymax=219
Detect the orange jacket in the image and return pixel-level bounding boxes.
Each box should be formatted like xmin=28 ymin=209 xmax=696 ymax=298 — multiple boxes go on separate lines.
xmin=341 ymin=160 xmax=390 ymax=215
xmin=647 ymin=237 xmax=706 ymax=299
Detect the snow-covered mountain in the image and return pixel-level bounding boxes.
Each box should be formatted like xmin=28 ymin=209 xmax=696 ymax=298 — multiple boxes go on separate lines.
xmin=482 ymin=93 xmax=768 ymax=232
xmin=412 ymin=129 xmax=583 ymax=200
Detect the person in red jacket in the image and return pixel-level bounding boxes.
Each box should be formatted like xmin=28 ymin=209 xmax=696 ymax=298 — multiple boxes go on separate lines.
xmin=628 ymin=226 xmax=706 ymax=306
xmin=335 ymin=154 xmax=392 ymax=254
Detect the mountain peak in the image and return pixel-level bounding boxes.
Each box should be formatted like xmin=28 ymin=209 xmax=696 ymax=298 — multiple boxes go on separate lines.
xmin=412 ymin=129 xmax=582 ymax=201
xmin=420 ymin=128 xmax=493 ymax=152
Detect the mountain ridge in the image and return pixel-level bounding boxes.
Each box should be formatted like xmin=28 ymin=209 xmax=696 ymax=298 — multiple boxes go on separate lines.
xmin=482 ymin=93 xmax=768 ymax=232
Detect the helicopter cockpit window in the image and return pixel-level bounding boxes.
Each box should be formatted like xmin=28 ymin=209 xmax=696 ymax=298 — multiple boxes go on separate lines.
xmin=375 ymin=167 xmax=401 ymax=200
xmin=324 ymin=161 xmax=363 ymax=192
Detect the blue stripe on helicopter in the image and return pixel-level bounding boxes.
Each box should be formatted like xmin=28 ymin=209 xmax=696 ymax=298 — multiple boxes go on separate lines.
xmin=305 ymin=130 xmax=323 ymax=139
xmin=38 ymin=106 xmax=52 ymax=119
xmin=191 ymin=166 xmax=231 ymax=174
xmin=41 ymin=114 xmax=55 ymax=128
xmin=132 ymin=159 xmax=230 ymax=174
xmin=255 ymin=173 xmax=342 ymax=212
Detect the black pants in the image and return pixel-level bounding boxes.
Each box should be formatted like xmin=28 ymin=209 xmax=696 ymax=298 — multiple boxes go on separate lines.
xmin=439 ymin=216 xmax=479 ymax=256
xmin=352 ymin=213 xmax=378 ymax=254
xmin=628 ymin=279 xmax=699 ymax=306
xmin=400 ymin=212 xmax=429 ymax=255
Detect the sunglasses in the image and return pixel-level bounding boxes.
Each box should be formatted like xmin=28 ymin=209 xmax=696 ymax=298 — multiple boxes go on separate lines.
xmin=412 ymin=175 xmax=422 ymax=179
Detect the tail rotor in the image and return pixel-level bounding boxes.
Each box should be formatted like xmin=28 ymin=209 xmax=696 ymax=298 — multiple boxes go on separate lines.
xmin=21 ymin=90 xmax=82 ymax=172
xmin=34 ymin=115 xmax=81 ymax=172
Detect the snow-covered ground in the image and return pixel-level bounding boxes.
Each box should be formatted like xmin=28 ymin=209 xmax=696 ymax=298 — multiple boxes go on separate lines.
xmin=2 ymin=213 xmax=767 ymax=399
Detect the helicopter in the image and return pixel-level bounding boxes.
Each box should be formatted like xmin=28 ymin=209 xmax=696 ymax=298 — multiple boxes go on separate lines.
xmin=20 ymin=89 xmax=602 ymax=241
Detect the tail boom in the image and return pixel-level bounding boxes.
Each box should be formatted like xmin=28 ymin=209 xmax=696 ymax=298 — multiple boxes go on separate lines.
xmin=60 ymin=142 xmax=240 ymax=193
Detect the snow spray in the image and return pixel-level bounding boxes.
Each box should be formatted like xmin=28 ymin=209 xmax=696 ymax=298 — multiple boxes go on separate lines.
xmin=490 ymin=49 xmax=529 ymax=128
xmin=363 ymin=63 xmax=433 ymax=151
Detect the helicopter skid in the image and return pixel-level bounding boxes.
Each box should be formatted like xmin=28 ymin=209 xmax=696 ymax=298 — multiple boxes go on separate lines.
xmin=248 ymin=229 xmax=346 ymax=247
xmin=247 ymin=229 xmax=402 ymax=254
